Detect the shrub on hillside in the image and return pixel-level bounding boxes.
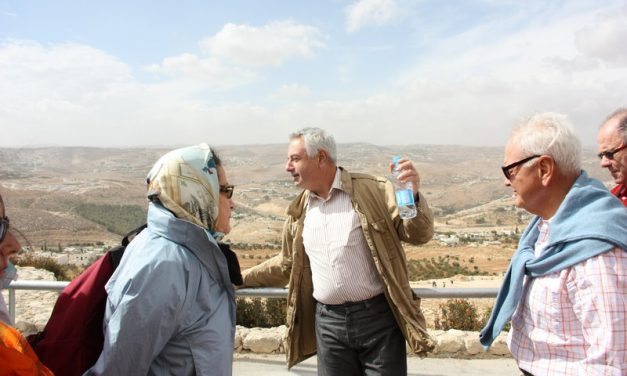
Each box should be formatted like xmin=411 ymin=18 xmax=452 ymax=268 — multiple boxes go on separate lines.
xmin=434 ymin=299 xmax=484 ymax=331
xmin=236 ymin=297 xmax=287 ymax=328
xmin=14 ymin=254 xmax=80 ymax=281
xmin=481 ymin=306 xmax=510 ymax=332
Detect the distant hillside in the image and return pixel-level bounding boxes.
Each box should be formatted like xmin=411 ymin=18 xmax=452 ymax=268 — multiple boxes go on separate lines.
xmin=0 ymin=145 xmax=609 ymax=246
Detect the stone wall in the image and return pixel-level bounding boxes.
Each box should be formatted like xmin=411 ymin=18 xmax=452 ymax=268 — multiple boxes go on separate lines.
xmin=236 ymin=325 xmax=511 ymax=358
xmin=2 ymin=266 xmax=57 ymax=329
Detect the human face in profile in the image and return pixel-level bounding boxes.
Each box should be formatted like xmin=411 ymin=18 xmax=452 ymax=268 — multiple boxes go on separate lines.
xmin=502 ymin=141 xmax=543 ymax=215
xmin=598 ymin=121 xmax=627 ymax=186
xmin=0 ymin=196 xmax=20 ymax=278
xmin=214 ymin=165 xmax=235 ymax=235
xmin=285 ymin=137 xmax=325 ymax=195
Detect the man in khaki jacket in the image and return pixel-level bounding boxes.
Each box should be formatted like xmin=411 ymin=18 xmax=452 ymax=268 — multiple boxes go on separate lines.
xmin=242 ymin=127 xmax=434 ymax=375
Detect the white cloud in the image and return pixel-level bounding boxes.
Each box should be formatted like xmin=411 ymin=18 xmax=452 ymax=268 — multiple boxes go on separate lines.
xmin=2 ymin=2 xmax=626 ymax=149
xmin=0 ymin=40 xmax=131 ymax=96
xmin=0 ymin=40 xmax=133 ymax=128
xmin=270 ymin=84 xmax=312 ymax=101
xmin=575 ymin=7 xmax=627 ymax=66
xmin=346 ymin=0 xmax=402 ymax=33
xmin=0 ymin=40 xmax=244 ymax=146
xmin=147 ymin=20 xmax=325 ymax=89
xmin=200 ymin=21 xmax=326 ymax=67
xmin=146 ymin=53 xmax=258 ymax=90
xmin=0 ymin=40 xmax=304 ymax=147
xmin=382 ymin=1 xmax=627 ymax=146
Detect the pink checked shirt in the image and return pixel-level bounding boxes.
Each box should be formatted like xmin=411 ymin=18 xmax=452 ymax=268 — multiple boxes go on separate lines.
xmin=508 ymin=219 xmax=627 ymax=375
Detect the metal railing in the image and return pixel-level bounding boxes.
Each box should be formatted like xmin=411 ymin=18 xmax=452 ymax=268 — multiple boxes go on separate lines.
xmin=6 ymin=280 xmax=499 ymax=323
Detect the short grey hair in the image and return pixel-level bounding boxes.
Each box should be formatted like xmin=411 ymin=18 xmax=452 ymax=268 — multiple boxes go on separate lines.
xmin=289 ymin=127 xmax=337 ymax=164
xmin=511 ymin=112 xmax=581 ymax=175
xmin=601 ymin=108 xmax=627 ymax=143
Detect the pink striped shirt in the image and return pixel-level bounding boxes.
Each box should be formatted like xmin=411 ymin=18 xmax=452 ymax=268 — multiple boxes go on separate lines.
xmin=302 ymin=168 xmax=384 ymax=304
xmin=508 ymin=219 xmax=627 ymax=375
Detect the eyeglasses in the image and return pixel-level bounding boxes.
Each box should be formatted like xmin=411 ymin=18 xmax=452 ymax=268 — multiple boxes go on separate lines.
xmin=597 ymin=144 xmax=627 ymax=160
xmin=219 ymin=185 xmax=234 ymax=199
xmin=501 ymin=155 xmax=541 ymax=180
xmin=0 ymin=216 xmax=10 ymax=243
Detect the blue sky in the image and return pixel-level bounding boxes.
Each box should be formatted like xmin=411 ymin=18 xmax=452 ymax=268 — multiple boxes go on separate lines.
xmin=1 ymin=0 xmax=626 ymax=147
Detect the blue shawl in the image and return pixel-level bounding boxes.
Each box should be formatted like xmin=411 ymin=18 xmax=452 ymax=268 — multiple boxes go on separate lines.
xmin=479 ymin=171 xmax=627 ymax=348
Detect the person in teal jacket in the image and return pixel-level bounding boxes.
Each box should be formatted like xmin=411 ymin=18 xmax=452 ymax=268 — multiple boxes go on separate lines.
xmin=86 ymin=143 xmax=240 ymax=376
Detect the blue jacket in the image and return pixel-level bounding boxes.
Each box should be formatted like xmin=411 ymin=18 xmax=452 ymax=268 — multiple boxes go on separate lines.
xmin=86 ymin=203 xmax=236 ymax=376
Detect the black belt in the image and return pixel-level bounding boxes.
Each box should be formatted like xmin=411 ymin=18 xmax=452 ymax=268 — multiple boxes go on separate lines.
xmin=318 ymin=293 xmax=387 ymax=311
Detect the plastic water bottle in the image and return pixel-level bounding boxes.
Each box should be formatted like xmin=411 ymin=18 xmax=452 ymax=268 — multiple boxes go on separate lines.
xmin=391 ymin=156 xmax=417 ymax=219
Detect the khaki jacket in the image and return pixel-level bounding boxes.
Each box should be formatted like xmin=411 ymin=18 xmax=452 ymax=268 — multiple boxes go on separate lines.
xmin=242 ymin=167 xmax=435 ymax=368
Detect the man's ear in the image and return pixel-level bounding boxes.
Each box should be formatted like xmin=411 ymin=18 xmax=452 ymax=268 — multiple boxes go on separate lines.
xmin=318 ymin=150 xmax=329 ymax=165
xmin=538 ymin=156 xmax=555 ymax=186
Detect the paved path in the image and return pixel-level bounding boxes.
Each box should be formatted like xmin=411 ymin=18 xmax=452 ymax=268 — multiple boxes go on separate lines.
xmin=233 ymin=354 xmax=520 ymax=375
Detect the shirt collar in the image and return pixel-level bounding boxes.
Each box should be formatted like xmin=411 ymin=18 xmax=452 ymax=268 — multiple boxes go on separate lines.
xmin=309 ymin=167 xmax=343 ymax=202
xmin=537 ymin=217 xmax=552 ymax=230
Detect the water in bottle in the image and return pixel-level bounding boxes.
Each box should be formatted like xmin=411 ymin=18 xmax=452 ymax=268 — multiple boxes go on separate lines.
xmin=391 ymin=156 xmax=417 ymax=219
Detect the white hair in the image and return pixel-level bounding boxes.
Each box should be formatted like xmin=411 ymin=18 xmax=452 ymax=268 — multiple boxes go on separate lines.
xmin=511 ymin=112 xmax=581 ymax=175
xmin=289 ymin=127 xmax=337 ymax=164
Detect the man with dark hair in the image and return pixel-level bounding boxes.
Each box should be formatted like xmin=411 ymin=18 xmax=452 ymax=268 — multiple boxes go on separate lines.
xmin=598 ymin=108 xmax=627 ymax=205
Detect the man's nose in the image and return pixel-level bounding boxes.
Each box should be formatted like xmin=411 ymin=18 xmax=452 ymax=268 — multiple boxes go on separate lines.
xmin=600 ymin=156 xmax=612 ymax=168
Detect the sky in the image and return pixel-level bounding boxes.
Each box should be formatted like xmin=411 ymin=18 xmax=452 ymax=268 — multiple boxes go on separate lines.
xmin=1 ymin=0 xmax=626 ymax=148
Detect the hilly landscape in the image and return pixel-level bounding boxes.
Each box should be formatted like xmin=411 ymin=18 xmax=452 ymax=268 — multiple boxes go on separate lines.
xmin=1 ymin=144 xmax=612 ymax=326
xmin=0 ymin=144 xmax=609 ymax=274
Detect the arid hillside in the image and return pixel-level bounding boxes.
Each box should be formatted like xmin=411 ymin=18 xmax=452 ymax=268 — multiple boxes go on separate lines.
xmin=0 ymin=145 xmax=608 ymax=263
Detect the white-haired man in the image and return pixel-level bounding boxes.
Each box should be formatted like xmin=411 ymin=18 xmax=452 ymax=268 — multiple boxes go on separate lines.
xmin=480 ymin=113 xmax=627 ymax=375
xmin=242 ymin=127 xmax=435 ymax=375
xmin=597 ymin=108 xmax=627 ymax=206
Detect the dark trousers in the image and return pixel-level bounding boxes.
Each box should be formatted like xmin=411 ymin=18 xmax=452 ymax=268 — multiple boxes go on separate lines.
xmin=315 ymin=294 xmax=407 ymax=376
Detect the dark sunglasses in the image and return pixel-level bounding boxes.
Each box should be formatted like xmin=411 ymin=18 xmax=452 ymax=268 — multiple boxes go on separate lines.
xmin=0 ymin=216 xmax=9 ymax=243
xmin=219 ymin=185 xmax=234 ymax=199
xmin=501 ymin=155 xmax=541 ymax=180
xmin=597 ymin=144 xmax=627 ymax=160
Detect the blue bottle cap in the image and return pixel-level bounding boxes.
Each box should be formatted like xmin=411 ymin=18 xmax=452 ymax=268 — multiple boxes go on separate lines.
xmin=392 ymin=156 xmax=401 ymax=166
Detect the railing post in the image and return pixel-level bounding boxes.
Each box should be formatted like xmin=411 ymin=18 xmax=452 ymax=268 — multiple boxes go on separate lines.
xmin=8 ymin=286 xmax=15 ymax=324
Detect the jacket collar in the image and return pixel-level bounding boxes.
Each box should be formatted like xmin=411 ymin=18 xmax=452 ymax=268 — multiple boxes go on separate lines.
xmin=147 ymin=202 xmax=217 ymax=251
xmin=338 ymin=167 xmax=353 ymax=195
xmin=147 ymin=203 xmax=233 ymax=293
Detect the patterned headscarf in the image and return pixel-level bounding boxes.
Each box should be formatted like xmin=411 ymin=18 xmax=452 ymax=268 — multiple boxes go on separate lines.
xmin=146 ymin=143 xmax=220 ymax=232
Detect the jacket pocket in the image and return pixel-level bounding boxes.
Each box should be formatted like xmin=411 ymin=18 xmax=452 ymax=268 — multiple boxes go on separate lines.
xmin=368 ymin=218 xmax=399 ymax=261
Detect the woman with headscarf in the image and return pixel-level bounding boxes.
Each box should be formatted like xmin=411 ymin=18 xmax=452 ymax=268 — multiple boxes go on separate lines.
xmin=0 ymin=192 xmax=54 ymax=375
xmin=85 ymin=143 xmax=241 ymax=375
